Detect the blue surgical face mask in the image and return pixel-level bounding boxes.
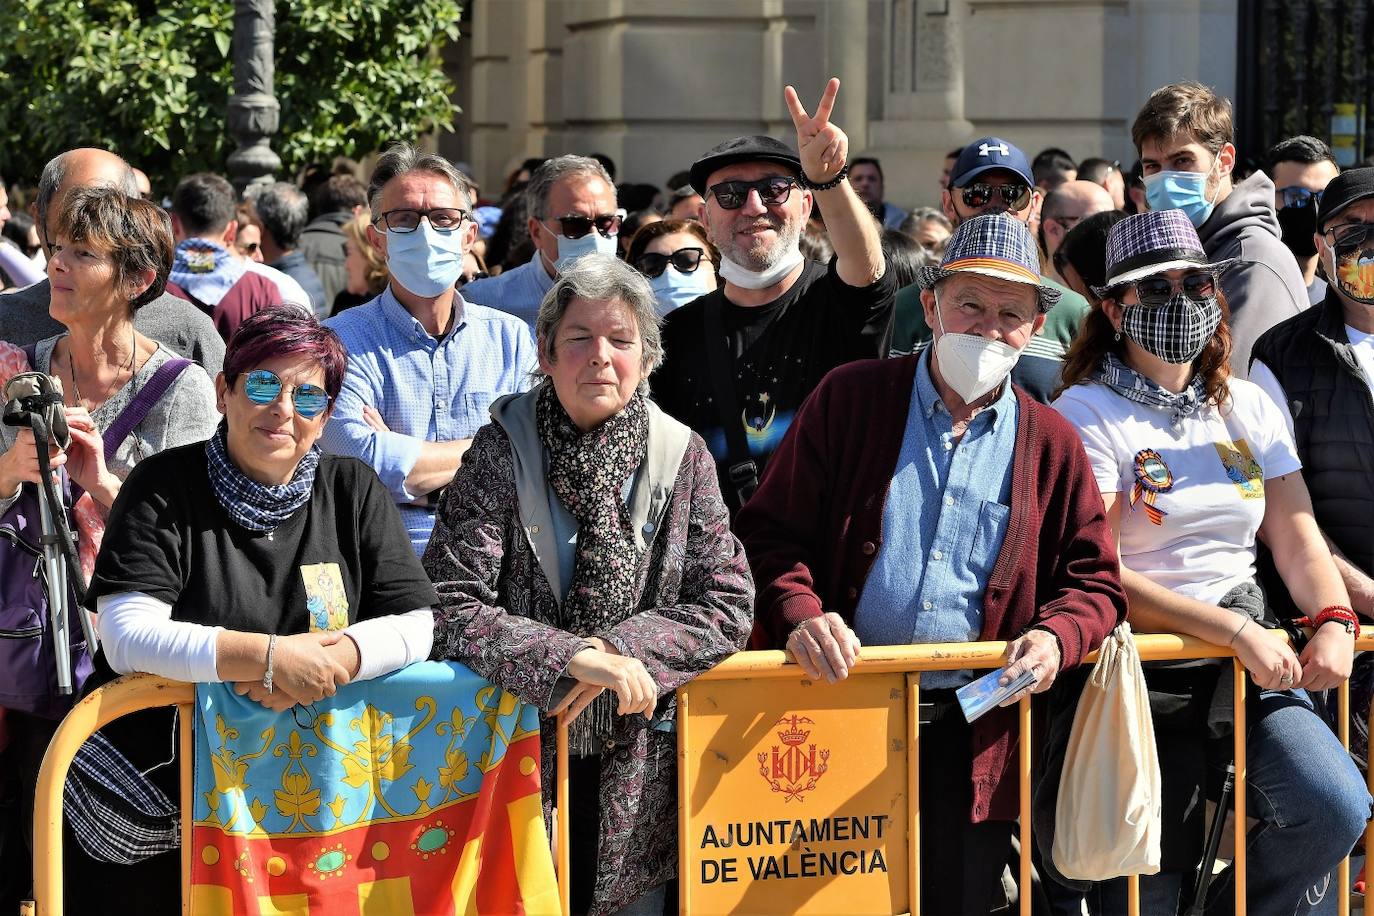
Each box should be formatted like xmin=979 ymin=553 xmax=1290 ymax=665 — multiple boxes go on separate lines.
xmin=1143 ymin=157 xmax=1222 ymax=228
xmin=549 ymin=228 xmax=619 ymax=271
xmin=648 ymin=264 xmax=714 ymax=315
xmin=386 ymin=222 xmax=466 ymax=298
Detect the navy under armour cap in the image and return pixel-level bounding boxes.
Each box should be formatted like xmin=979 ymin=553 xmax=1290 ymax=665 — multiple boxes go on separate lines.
xmin=949 ymin=137 xmax=1033 ymax=188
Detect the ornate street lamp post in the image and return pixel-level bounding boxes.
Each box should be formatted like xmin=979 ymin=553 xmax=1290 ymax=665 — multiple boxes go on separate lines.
xmin=226 ymin=0 xmax=281 ymax=192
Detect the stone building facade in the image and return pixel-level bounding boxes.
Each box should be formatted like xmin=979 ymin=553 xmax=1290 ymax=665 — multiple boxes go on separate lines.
xmin=439 ymin=0 xmax=1238 ymax=210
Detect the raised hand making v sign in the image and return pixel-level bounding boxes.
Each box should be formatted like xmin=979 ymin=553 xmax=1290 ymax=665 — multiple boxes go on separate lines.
xmin=783 ymin=78 xmax=884 ymax=288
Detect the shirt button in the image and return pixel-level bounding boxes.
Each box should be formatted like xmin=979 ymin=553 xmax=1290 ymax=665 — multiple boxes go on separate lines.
xmin=923 ymin=601 xmax=932 ymax=610
xmin=861 ymin=541 xmax=876 ymax=555
xmin=943 ymin=441 xmax=953 ymax=451
xmin=931 ymin=549 xmax=943 ymax=560
xmin=643 ymin=522 xmax=655 ymax=534
xmin=945 ymin=496 xmax=955 ymax=506
xmin=531 ymin=525 xmax=540 ymax=535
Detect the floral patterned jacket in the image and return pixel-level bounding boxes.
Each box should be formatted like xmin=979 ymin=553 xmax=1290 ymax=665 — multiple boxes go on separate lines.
xmin=424 ymin=389 xmax=754 ymax=914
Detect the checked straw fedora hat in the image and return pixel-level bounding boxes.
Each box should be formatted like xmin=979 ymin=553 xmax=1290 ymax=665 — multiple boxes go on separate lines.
xmin=917 ymin=212 xmax=1062 ymax=313
xmin=1094 ymin=209 xmax=1238 ymax=297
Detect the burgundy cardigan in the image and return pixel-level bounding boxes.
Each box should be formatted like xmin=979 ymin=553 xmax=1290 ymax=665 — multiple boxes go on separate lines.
xmin=735 ymin=355 xmax=1126 ymax=822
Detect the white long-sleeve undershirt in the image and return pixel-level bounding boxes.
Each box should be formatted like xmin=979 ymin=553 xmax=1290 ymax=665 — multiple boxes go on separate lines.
xmin=96 ymin=592 xmax=434 ymax=684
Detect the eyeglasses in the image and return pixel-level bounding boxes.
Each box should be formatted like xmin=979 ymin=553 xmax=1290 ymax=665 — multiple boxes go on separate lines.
xmin=243 ymin=369 xmax=331 ymax=418
xmin=1324 ymin=222 xmax=1374 ymax=249
xmin=635 ymin=247 xmax=706 ymax=278
xmin=374 ymin=208 xmax=469 ymax=233
xmin=1130 ymin=270 xmax=1218 ymax=307
xmin=1279 ymin=186 xmax=1323 ymax=210
xmin=959 ymin=182 xmax=1032 ymax=212
xmin=544 ymin=210 xmax=626 ymax=240
xmin=707 ymin=177 xmax=799 ymax=210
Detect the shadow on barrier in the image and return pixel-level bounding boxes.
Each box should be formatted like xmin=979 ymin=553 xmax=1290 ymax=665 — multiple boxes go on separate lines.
xmin=25 ymin=633 xmax=1374 ymax=916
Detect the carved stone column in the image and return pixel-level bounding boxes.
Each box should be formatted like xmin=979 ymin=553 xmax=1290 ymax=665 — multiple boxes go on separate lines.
xmin=227 ymin=0 xmax=281 ymax=193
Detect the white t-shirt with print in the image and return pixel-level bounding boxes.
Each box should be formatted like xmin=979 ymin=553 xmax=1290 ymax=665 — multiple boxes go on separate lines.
xmin=1052 ymin=378 xmax=1301 ymax=605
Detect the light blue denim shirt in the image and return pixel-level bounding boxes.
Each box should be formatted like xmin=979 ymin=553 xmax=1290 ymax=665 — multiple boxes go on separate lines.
xmin=460 ymin=252 xmax=554 ymax=334
xmin=853 ymin=349 xmax=1017 ymax=688
xmin=323 ymin=286 xmax=536 ymax=554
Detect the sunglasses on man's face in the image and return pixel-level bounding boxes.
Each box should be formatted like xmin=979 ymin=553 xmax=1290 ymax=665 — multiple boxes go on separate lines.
xmin=707 ymin=177 xmax=799 ymax=211
xmin=1279 ymin=186 xmax=1323 ymax=210
xmin=546 ymin=210 xmax=626 ymax=240
xmin=1325 ymin=221 xmax=1374 ymax=250
xmin=243 ymin=370 xmax=331 ymax=418
xmin=635 ymin=247 xmax=705 ymax=278
xmin=959 ymin=182 xmax=1032 ymax=212
xmin=1131 ymin=270 xmax=1217 ymax=307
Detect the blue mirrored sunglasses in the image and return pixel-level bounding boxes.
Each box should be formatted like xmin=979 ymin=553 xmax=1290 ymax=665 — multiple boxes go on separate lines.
xmin=243 ymin=370 xmax=331 ymax=418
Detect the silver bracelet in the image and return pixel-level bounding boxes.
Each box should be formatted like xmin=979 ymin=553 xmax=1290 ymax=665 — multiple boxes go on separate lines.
xmin=1228 ymin=617 xmax=1251 ymax=646
xmin=263 ymin=634 xmax=278 ymax=694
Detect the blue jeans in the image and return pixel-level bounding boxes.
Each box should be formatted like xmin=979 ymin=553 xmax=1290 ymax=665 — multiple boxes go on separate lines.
xmin=1089 ymin=689 xmax=1370 ymax=916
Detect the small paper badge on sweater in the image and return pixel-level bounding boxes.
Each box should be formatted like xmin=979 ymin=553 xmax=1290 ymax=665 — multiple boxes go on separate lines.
xmin=302 ymin=562 xmax=349 ymax=631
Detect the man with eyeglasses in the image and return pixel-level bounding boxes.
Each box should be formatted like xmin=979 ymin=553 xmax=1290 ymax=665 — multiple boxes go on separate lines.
xmin=1132 ymin=81 xmax=1309 ymax=376
xmin=322 ymin=143 xmax=535 ymax=555
xmin=1266 ymin=135 xmax=1341 ymax=306
xmin=1039 ymin=180 xmax=1115 ymax=284
xmin=888 ymin=136 xmax=1094 ymax=402
xmin=462 ymin=155 xmax=622 ymax=333
xmin=1251 ymin=169 xmax=1374 ymax=648
xmin=649 ymin=78 xmax=893 ymax=514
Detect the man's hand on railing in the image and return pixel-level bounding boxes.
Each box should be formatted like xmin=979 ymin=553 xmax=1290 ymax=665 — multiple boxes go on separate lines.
xmin=785 ymin=612 xmax=862 ymax=684
xmin=1297 ymin=623 xmax=1354 ymax=691
xmin=1232 ymin=621 xmax=1304 ymax=690
xmin=997 ymin=629 xmax=1061 ymax=707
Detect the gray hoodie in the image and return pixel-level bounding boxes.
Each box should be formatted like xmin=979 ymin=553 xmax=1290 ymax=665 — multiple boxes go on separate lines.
xmin=1196 ymin=171 xmax=1309 ymax=377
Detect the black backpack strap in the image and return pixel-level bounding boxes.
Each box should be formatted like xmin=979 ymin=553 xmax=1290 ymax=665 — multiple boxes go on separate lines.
xmin=702 ymin=299 xmax=759 ymax=504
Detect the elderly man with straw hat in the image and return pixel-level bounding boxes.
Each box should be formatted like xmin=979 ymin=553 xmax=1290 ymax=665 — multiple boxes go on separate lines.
xmin=737 ymin=212 xmax=1126 ymax=915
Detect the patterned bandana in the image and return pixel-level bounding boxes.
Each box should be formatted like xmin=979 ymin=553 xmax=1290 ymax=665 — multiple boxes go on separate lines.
xmin=169 ymin=240 xmax=246 ymax=307
xmin=536 ymin=382 xmax=649 ymax=752
xmin=1093 ymin=352 xmax=1208 ymax=430
xmin=205 ymin=423 xmax=320 ymax=532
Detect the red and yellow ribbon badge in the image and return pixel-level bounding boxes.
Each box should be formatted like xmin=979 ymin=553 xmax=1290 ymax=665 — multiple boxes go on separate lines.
xmin=1130 ymin=448 xmax=1174 ymax=526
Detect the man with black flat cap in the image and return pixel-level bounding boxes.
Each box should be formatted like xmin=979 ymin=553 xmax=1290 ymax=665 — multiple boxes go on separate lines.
xmin=650 ymin=77 xmax=894 ymax=514
xmin=1251 ymin=167 xmax=1374 ymax=626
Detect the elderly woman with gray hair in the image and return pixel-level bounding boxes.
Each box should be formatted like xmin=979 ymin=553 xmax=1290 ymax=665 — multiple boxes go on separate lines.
xmin=424 ymin=255 xmax=753 ymax=915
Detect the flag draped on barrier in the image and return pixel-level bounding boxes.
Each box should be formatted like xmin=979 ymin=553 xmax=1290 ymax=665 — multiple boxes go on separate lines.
xmin=188 ymin=660 xmax=558 ymax=915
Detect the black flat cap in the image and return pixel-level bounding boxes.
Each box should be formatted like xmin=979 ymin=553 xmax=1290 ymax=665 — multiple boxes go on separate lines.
xmin=688 ymin=136 xmax=802 ymax=195
xmin=1317 ymin=166 xmax=1374 ymax=231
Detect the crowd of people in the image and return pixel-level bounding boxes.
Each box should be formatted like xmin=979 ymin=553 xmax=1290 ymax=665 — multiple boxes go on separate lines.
xmin=0 ymin=73 xmax=1373 ymax=916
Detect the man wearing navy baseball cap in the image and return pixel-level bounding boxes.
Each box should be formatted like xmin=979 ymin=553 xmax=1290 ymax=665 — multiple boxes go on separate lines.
xmin=650 ymin=77 xmax=895 ymax=514
xmin=889 ymin=136 xmax=1093 ymax=402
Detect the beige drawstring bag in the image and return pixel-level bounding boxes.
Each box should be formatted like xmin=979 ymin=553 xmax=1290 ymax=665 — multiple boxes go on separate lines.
xmin=1052 ymin=622 xmax=1162 ymax=880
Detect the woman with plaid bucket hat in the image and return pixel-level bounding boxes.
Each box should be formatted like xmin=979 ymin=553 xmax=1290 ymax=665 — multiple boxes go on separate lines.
xmin=1053 ymin=209 xmax=1371 ymax=914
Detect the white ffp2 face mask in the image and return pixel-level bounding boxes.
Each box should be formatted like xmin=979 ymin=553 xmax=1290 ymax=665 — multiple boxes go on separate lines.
xmin=932 ymin=296 xmax=1024 ymax=403
xmin=718 ymin=247 xmax=804 ymax=289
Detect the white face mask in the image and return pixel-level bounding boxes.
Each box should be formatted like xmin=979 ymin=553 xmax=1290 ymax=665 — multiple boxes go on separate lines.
xmin=932 ymin=293 xmax=1025 ymax=403
xmin=718 ymin=247 xmax=804 ymax=290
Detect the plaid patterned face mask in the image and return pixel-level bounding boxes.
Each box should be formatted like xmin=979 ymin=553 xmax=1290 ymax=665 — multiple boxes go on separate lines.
xmin=1121 ymin=294 xmax=1221 ymax=365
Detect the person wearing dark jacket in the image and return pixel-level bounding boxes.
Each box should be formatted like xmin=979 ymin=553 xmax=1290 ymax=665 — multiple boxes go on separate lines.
xmin=736 ymin=213 xmax=1125 ymax=916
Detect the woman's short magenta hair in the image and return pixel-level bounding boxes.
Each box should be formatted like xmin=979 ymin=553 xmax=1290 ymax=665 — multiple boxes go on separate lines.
xmin=222 ymin=306 xmax=348 ymax=400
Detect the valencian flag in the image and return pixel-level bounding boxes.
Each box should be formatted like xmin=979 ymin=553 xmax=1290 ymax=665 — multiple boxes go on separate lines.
xmin=188 ymin=661 xmax=559 ymax=915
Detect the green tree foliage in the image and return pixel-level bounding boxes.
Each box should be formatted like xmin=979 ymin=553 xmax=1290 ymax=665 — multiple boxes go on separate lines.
xmin=0 ymin=0 xmax=461 ymax=190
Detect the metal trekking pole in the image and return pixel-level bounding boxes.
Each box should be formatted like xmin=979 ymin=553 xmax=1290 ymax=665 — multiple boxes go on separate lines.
xmin=35 ymin=482 xmax=74 ymax=694
xmin=1185 ymin=761 xmax=1236 ymax=916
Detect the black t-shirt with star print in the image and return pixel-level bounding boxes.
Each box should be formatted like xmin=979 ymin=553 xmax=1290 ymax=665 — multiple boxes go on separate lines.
xmin=650 ymin=257 xmax=895 ymax=513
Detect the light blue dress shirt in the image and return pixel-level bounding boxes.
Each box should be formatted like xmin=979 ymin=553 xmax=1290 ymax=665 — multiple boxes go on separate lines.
xmin=460 ymin=252 xmax=554 ymax=334
xmin=853 ymin=350 xmax=1017 ymax=688
xmin=323 ymin=287 xmax=536 ymax=554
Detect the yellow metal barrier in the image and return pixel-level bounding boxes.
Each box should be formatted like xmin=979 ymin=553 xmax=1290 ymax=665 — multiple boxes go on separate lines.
xmin=27 ymin=633 xmax=1374 ymax=915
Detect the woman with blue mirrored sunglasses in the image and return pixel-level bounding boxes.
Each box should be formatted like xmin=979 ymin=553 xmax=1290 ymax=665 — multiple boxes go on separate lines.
xmin=243 ymin=368 xmax=332 ymax=418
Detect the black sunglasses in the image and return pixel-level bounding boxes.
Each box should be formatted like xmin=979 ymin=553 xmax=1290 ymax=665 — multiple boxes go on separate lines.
xmin=635 ymin=247 xmax=705 ymax=278
xmin=1131 ymin=270 xmax=1217 ymax=307
xmin=707 ymin=177 xmax=799 ymax=210
xmin=1325 ymin=222 xmax=1374 ymax=249
xmin=959 ymin=182 xmax=1032 ymax=212
xmin=545 ymin=211 xmax=625 ymax=240
xmin=1279 ymin=186 xmax=1323 ymax=210
xmin=374 ymin=208 xmax=469 ymax=233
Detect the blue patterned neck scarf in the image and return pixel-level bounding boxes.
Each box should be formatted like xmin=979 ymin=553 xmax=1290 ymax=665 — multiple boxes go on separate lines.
xmin=1093 ymin=352 xmax=1208 ymax=430
xmin=169 ymin=240 xmax=245 ymax=306
xmin=205 ymin=424 xmax=320 ymax=532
